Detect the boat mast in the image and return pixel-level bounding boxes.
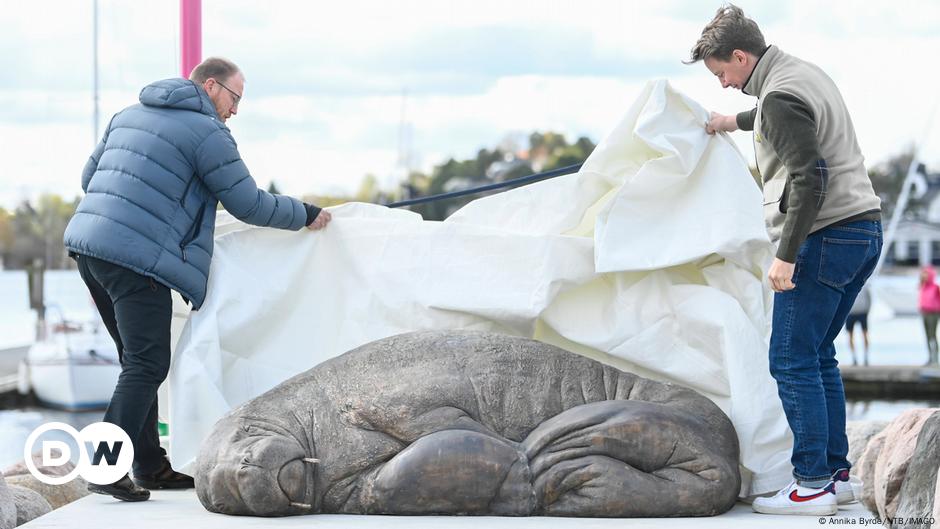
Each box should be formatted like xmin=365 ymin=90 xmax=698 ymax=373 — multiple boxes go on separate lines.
xmin=92 ymin=0 xmax=99 ymax=144
xmin=873 ymin=100 xmax=938 ymax=279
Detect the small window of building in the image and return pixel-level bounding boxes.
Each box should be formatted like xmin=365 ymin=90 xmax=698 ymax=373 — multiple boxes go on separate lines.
xmin=932 ymin=241 xmax=940 ymax=265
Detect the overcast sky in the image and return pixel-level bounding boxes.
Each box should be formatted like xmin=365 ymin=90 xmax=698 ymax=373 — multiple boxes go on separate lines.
xmin=2 ymin=0 xmax=939 ymax=209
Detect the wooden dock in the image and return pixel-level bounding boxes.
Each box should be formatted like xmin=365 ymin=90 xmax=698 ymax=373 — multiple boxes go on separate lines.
xmin=842 ymin=365 xmax=940 ymax=399
xmin=0 ymin=345 xmax=28 ymax=377
xmin=0 ymin=345 xmax=33 ymax=407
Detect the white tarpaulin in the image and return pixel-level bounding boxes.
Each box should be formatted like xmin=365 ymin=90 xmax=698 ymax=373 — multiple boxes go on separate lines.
xmin=167 ymin=79 xmax=794 ymax=496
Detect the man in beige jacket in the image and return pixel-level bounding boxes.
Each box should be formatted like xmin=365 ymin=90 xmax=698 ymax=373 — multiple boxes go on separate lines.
xmin=688 ymin=4 xmax=881 ymax=516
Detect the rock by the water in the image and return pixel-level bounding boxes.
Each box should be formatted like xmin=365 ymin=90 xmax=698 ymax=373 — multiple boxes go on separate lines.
xmin=934 ymin=476 xmax=940 ymax=524
xmin=0 ymin=474 xmax=15 ymax=529
xmin=894 ymin=410 xmax=940 ymax=527
xmin=858 ymin=431 xmax=885 ymax=514
xmin=3 ymin=455 xmax=89 ymax=511
xmin=846 ymin=420 xmax=888 ymax=472
xmin=857 ymin=408 xmax=938 ymax=520
xmin=196 ymin=331 xmax=741 ymax=518
xmin=2 ymin=453 xmax=74 ymax=479
xmin=9 ymin=485 xmax=51 ymax=526
xmin=5 ymin=474 xmax=89 ymax=510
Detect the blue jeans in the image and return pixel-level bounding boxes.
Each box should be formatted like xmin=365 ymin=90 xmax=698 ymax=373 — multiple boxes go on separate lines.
xmin=769 ymin=220 xmax=882 ymax=487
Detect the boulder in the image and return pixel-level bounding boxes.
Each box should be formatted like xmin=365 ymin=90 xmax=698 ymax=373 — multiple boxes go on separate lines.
xmin=5 ymin=474 xmax=89 ymax=511
xmin=894 ymin=410 xmax=940 ymax=527
xmin=934 ymin=474 xmax=940 ymax=523
xmin=0 ymin=473 xmax=15 ymax=529
xmin=846 ymin=420 xmax=888 ymax=472
xmin=9 ymin=485 xmax=51 ymax=526
xmin=3 ymin=454 xmax=89 ymax=511
xmin=857 ymin=408 xmax=938 ymax=520
xmin=2 ymin=452 xmax=74 ymax=478
xmin=857 ymin=430 xmax=885 ymax=514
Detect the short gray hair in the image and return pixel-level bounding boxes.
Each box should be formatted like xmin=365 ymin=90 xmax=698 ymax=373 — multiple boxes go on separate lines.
xmin=189 ymin=57 xmax=241 ymax=84
xmin=686 ymin=4 xmax=765 ymax=64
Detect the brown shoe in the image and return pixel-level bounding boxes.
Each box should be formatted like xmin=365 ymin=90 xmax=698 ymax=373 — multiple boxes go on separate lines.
xmin=132 ymin=457 xmax=195 ymax=490
xmin=88 ymin=474 xmax=151 ymax=502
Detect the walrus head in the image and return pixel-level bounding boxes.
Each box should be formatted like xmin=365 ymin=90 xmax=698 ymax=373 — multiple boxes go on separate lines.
xmin=195 ymin=414 xmax=319 ymax=516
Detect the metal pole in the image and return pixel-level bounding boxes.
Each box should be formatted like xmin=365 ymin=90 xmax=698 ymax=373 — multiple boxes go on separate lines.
xmin=180 ymin=0 xmax=202 ymax=78
xmin=876 ymin=99 xmax=939 ymax=278
xmin=873 ymin=158 xmax=923 ymax=279
xmin=395 ymin=88 xmax=410 ymax=191
xmin=92 ymin=0 xmax=99 ymax=144
xmin=27 ymin=259 xmax=45 ymax=341
xmin=386 ymin=163 xmax=582 ymax=208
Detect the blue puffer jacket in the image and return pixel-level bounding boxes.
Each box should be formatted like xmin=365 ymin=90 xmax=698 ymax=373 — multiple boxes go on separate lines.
xmin=64 ymin=78 xmax=308 ymax=309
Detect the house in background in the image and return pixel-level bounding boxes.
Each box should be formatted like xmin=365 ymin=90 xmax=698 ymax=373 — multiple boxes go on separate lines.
xmin=885 ymin=168 xmax=940 ymax=268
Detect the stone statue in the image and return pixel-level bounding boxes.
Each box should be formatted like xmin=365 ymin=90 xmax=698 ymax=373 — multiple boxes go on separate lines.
xmin=195 ymin=331 xmax=740 ymax=517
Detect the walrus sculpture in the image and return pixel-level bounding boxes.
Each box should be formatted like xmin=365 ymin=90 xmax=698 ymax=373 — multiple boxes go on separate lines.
xmin=195 ymin=331 xmax=740 ymax=517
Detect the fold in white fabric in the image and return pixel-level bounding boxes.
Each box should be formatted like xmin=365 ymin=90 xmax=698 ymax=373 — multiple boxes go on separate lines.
xmin=167 ymin=80 xmax=793 ymax=496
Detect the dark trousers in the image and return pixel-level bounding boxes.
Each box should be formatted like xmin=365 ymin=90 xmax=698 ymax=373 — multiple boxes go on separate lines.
xmin=75 ymin=254 xmax=171 ymax=475
xmin=923 ymin=312 xmax=939 ymax=363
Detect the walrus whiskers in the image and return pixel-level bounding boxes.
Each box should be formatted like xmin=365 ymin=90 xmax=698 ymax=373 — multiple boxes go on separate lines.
xmin=291 ymin=502 xmax=312 ymax=509
xmin=303 ymin=458 xmax=320 ymax=464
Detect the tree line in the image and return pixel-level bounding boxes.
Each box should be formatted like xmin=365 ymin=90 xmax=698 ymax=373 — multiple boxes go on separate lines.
xmin=301 ymin=131 xmax=597 ymax=221
xmin=0 ymin=195 xmax=78 ymax=270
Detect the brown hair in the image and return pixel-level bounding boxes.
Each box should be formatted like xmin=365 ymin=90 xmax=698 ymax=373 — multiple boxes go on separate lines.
xmin=189 ymin=57 xmax=241 ymax=84
xmin=686 ymin=4 xmax=765 ymax=64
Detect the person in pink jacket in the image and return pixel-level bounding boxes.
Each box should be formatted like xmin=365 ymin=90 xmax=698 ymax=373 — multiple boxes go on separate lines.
xmin=918 ymin=266 xmax=940 ymax=366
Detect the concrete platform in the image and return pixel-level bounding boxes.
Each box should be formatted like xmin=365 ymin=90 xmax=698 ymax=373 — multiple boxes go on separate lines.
xmin=21 ymin=489 xmax=875 ymax=529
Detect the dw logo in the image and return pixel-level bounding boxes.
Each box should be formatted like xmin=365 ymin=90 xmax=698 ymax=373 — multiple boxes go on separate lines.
xmin=23 ymin=422 xmax=134 ymax=485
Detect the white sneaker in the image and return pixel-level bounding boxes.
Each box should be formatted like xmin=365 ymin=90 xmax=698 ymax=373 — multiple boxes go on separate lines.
xmin=831 ymin=469 xmax=862 ymax=505
xmin=752 ymin=481 xmax=837 ymax=516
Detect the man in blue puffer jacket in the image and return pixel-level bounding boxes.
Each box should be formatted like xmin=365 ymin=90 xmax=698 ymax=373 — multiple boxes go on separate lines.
xmin=63 ymin=57 xmax=331 ymax=501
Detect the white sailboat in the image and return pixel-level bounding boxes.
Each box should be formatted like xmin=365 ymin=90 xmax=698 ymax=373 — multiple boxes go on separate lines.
xmin=17 ymin=313 xmax=121 ymax=411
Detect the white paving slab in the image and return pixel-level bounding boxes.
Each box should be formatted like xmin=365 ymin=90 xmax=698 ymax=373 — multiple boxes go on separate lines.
xmin=20 ymin=489 xmax=876 ymax=529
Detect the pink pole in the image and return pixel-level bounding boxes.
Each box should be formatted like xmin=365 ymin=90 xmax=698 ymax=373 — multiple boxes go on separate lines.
xmin=180 ymin=0 xmax=202 ymax=78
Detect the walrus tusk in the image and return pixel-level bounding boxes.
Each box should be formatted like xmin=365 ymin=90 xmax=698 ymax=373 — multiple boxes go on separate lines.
xmin=291 ymin=502 xmax=312 ymax=509
xmin=303 ymin=458 xmax=320 ymax=464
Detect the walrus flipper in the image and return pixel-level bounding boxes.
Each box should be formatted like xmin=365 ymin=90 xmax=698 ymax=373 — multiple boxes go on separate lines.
xmin=358 ymin=429 xmax=534 ymax=515
xmin=523 ymin=400 xmax=740 ymax=517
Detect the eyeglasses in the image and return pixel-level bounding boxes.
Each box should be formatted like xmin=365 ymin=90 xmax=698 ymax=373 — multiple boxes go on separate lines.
xmin=215 ymin=79 xmax=241 ymax=107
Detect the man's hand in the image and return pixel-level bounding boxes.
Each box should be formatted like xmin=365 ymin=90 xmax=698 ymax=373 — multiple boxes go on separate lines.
xmin=768 ymin=257 xmax=796 ymax=292
xmin=705 ymin=112 xmax=738 ymax=135
xmin=306 ymin=209 xmax=332 ymax=231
